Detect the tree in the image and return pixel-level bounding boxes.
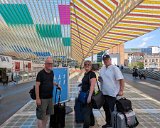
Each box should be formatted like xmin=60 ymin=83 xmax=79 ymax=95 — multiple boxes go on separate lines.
xmin=128 ymin=62 xmax=144 ymax=69
xmin=137 ymin=62 xmax=144 ymax=69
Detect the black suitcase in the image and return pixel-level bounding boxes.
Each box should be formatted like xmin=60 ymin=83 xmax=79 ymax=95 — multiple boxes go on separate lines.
xmin=74 ymin=98 xmax=84 ymax=123
xmin=50 ymin=89 xmax=66 ymax=128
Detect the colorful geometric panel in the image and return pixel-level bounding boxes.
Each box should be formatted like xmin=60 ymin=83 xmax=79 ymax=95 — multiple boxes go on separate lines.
xmin=33 ymin=52 xmax=51 ymax=57
xmin=62 ymin=38 xmax=71 ymax=46
xmin=12 ymin=46 xmax=32 ymax=53
xmin=59 ymin=5 xmax=70 ymax=25
xmin=36 ymin=24 xmax=62 ymax=38
xmin=0 ymin=4 xmax=33 ymax=25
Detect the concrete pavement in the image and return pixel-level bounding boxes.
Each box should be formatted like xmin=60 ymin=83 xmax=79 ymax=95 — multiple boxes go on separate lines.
xmin=123 ymin=73 xmax=160 ymax=101
xmin=0 ymin=81 xmax=35 ymax=125
xmin=1 ymin=71 xmax=160 ymax=127
xmin=0 ymin=69 xmax=81 ymax=125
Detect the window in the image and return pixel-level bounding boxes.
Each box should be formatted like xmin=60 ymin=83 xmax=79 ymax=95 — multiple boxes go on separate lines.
xmin=6 ymin=57 xmax=9 ymax=62
xmin=156 ymin=59 xmax=158 ymax=62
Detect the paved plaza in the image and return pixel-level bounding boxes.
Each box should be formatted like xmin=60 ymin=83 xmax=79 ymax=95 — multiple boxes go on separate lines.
xmin=1 ymin=72 xmax=160 ymax=128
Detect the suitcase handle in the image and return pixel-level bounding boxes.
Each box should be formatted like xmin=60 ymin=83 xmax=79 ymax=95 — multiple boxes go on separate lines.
xmin=55 ymin=88 xmax=61 ymax=104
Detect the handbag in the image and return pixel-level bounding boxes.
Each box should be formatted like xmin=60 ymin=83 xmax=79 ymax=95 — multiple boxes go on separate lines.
xmin=91 ymin=81 xmax=105 ymax=109
xmin=116 ymin=97 xmax=132 ymax=112
xmin=78 ymin=91 xmax=88 ymax=104
xmin=29 ymin=85 xmax=36 ymax=100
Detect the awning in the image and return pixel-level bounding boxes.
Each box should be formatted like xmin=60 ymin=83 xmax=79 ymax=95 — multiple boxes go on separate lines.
xmin=0 ymin=0 xmax=160 ymax=63
xmin=71 ymin=0 xmax=160 ymax=63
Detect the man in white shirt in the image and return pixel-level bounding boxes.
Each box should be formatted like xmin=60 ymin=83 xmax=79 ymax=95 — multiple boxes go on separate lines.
xmin=99 ymin=54 xmax=124 ymax=128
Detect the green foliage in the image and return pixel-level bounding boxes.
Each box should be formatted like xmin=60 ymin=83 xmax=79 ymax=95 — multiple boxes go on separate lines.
xmin=97 ymin=62 xmax=103 ymax=68
xmin=128 ymin=62 xmax=144 ymax=69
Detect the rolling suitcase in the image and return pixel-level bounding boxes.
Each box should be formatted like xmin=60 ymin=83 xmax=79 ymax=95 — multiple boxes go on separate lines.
xmin=74 ymin=98 xmax=84 ymax=123
xmin=112 ymin=110 xmax=139 ymax=128
xmin=74 ymin=98 xmax=95 ymax=125
xmin=50 ymin=89 xmax=66 ymax=128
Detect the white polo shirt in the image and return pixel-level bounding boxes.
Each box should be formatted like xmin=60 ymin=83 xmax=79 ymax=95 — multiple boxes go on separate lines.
xmin=99 ymin=65 xmax=124 ymax=97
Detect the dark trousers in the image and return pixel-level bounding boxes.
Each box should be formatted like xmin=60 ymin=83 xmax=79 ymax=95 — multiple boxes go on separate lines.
xmin=82 ymin=104 xmax=95 ymax=128
xmin=103 ymin=95 xmax=116 ymax=125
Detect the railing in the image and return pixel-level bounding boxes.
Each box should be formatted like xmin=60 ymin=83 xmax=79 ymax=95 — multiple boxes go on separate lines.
xmin=12 ymin=69 xmax=42 ymax=84
xmin=122 ymin=67 xmax=160 ymax=81
xmin=17 ymin=68 xmax=80 ymax=84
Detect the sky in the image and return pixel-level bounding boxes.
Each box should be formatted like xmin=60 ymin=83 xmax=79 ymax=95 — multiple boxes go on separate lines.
xmin=125 ymin=28 xmax=160 ymax=49
xmin=86 ymin=28 xmax=160 ymax=61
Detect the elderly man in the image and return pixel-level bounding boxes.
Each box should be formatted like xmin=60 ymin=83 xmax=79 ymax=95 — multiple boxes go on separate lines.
xmin=35 ymin=57 xmax=61 ymax=128
xmin=99 ymin=54 xmax=124 ymax=128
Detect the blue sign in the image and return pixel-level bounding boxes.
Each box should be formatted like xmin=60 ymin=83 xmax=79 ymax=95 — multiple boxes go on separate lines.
xmin=52 ymin=67 xmax=69 ymax=104
xmin=54 ymin=56 xmax=66 ymax=59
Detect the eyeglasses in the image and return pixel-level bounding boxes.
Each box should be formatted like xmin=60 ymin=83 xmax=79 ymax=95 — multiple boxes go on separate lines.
xmin=84 ymin=63 xmax=91 ymax=66
xmin=45 ymin=63 xmax=53 ymax=65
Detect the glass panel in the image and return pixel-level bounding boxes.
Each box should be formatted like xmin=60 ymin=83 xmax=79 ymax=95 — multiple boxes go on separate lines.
xmin=0 ymin=4 xmax=33 ymax=25
xmin=36 ymin=24 xmax=62 ymax=38
xmin=62 ymin=37 xmax=71 ymax=46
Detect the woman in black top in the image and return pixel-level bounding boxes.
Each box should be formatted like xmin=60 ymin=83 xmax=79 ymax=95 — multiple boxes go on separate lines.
xmin=81 ymin=60 xmax=97 ymax=128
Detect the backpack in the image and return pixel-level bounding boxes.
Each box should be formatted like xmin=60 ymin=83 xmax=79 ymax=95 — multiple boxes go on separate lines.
xmin=116 ymin=97 xmax=132 ymax=113
xmin=29 ymin=85 xmax=36 ymax=100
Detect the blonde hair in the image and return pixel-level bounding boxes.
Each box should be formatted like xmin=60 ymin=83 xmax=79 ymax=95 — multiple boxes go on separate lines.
xmin=84 ymin=60 xmax=92 ymax=65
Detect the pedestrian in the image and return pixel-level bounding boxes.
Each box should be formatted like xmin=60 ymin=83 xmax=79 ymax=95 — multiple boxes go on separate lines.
xmin=2 ymin=69 xmax=8 ymax=86
xmin=132 ymin=66 xmax=138 ymax=78
xmin=80 ymin=60 xmax=97 ymax=128
xmin=99 ymin=54 xmax=124 ymax=128
xmin=35 ymin=57 xmax=61 ymax=128
xmin=120 ymin=65 xmax=124 ymax=70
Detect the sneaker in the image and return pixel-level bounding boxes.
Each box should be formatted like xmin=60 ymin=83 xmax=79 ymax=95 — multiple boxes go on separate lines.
xmin=102 ymin=124 xmax=112 ymax=128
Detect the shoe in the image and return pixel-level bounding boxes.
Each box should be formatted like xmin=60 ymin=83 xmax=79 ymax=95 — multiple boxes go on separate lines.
xmin=102 ymin=124 xmax=112 ymax=128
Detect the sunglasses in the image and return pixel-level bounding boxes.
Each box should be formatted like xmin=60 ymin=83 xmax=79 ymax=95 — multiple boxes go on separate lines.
xmin=84 ymin=63 xmax=91 ymax=66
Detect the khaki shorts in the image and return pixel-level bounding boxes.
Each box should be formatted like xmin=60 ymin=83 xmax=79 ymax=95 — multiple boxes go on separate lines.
xmin=36 ymin=98 xmax=54 ymax=120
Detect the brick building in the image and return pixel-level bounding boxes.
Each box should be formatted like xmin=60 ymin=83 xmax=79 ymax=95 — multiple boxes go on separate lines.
xmin=108 ymin=44 xmax=124 ymax=66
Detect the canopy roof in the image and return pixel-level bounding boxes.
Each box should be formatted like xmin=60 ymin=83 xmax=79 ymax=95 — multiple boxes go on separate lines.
xmin=0 ymin=0 xmax=160 ymax=63
xmin=71 ymin=0 xmax=160 ymax=62
xmin=0 ymin=0 xmax=71 ymax=60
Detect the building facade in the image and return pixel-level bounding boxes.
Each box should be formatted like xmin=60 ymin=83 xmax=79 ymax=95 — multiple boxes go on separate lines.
xmin=141 ymin=48 xmax=152 ymax=55
xmin=125 ymin=46 xmax=160 ymax=55
xmin=125 ymin=48 xmax=141 ymax=53
xmin=141 ymin=46 xmax=160 ymax=55
xmin=124 ymin=52 xmax=144 ymax=66
xmin=144 ymin=55 xmax=160 ymax=71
